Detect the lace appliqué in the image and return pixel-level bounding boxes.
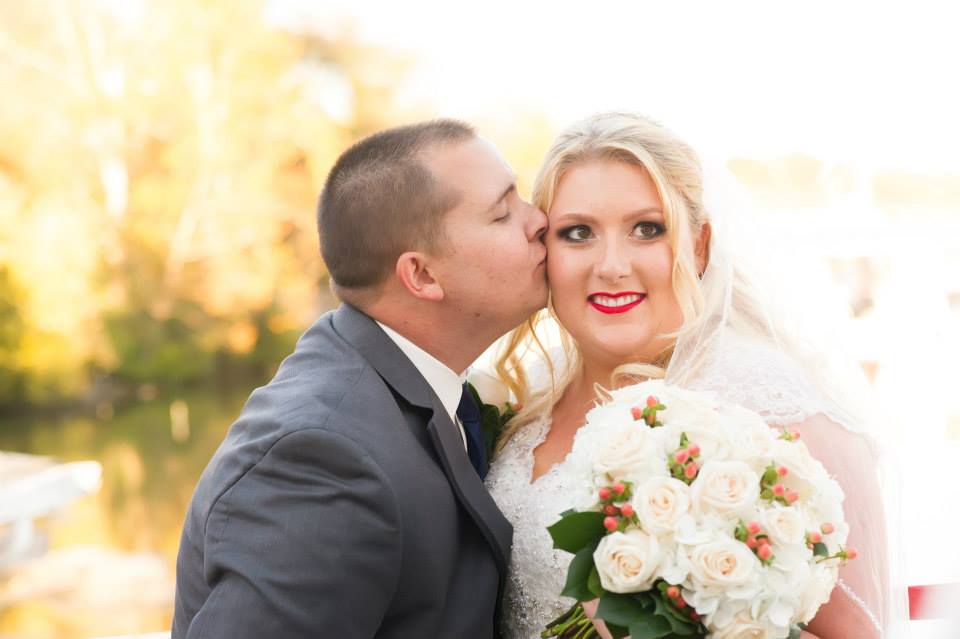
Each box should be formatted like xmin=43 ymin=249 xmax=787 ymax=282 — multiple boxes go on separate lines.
xmin=486 ymin=415 xmax=581 ymax=639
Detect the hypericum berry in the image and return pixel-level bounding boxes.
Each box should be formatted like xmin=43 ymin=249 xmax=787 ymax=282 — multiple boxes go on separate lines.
xmin=613 ymin=482 xmax=626 ymax=495
xmin=647 ymin=396 xmax=658 ymax=408
xmin=821 ymin=522 xmax=835 ymax=535
xmin=598 ymin=487 xmax=611 ymax=501
xmin=666 ymin=585 xmax=680 ymax=599
xmin=777 ymin=466 xmax=789 ymax=477
xmin=746 ymin=521 xmax=762 ymax=535
xmin=807 ymin=531 xmax=822 ymax=544
xmin=772 ymin=483 xmax=786 ymax=497
xmin=620 ymin=503 xmax=635 ymax=518
xmin=758 ymin=536 xmax=771 ymax=547
xmin=845 ymin=548 xmax=858 ymax=560
xmin=684 ymin=462 xmax=699 ymax=480
xmin=746 ymin=536 xmax=759 ymax=549
xmin=690 ymin=611 xmax=701 ymax=622
xmin=791 ymin=429 xmax=801 ymax=440
xmin=604 ymin=505 xmax=617 ymax=516
xmin=674 ymin=449 xmax=690 ymax=465
xmin=603 ymin=516 xmax=618 ymax=532
xmin=758 ymin=544 xmax=773 ymax=561
xmin=631 ymin=407 xmax=644 ymax=421
xmin=675 ymin=597 xmax=686 ymax=609
xmin=688 ymin=443 xmax=701 ymax=457
xmin=785 ymin=490 xmax=800 ymax=504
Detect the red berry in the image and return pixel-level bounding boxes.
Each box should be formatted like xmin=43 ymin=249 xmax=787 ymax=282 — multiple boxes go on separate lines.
xmin=599 ymin=487 xmax=611 ymax=500
xmin=603 ymin=516 xmax=618 ymax=532
xmin=666 ymin=586 xmax=680 ymax=599
xmin=604 ymin=505 xmax=617 ymax=516
xmin=777 ymin=466 xmax=789 ymax=477
xmin=786 ymin=490 xmax=800 ymax=504
xmin=746 ymin=536 xmax=758 ymax=549
xmin=772 ymin=483 xmax=785 ymax=496
xmin=613 ymin=482 xmax=626 ymax=495
xmin=845 ymin=548 xmax=858 ymax=560
xmin=631 ymin=407 xmax=643 ymax=421
xmin=690 ymin=611 xmax=700 ymax=622
xmin=647 ymin=396 xmax=658 ymax=408
xmin=807 ymin=531 xmax=822 ymax=544
xmin=746 ymin=521 xmax=762 ymax=535
xmin=758 ymin=545 xmax=773 ymax=561
xmin=620 ymin=503 xmax=635 ymax=518
xmin=821 ymin=522 xmax=835 ymax=535
xmin=791 ymin=429 xmax=801 ymax=440
xmin=688 ymin=443 xmax=701 ymax=457
xmin=684 ymin=462 xmax=698 ymax=479
xmin=674 ymin=449 xmax=690 ymax=465
xmin=675 ymin=597 xmax=686 ymax=609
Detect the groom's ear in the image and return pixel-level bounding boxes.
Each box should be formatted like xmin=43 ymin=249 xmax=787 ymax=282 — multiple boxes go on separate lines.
xmin=695 ymin=222 xmax=712 ymax=275
xmin=395 ymin=251 xmax=445 ymax=302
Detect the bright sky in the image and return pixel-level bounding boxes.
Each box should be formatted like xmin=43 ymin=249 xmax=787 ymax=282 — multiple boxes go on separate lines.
xmin=271 ymin=0 xmax=959 ymax=171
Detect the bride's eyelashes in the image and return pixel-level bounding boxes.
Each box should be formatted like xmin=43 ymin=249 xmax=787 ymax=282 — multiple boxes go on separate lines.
xmin=493 ymin=210 xmax=512 ymax=223
xmin=555 ymin=221 xmax=666 ymax=243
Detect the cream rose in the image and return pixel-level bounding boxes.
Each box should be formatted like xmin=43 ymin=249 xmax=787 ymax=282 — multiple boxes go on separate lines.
xmin=709 ymin=611 xmax=768 ymax=639
xmin=593 ymin=423 xmax=653 ymax=479
xmin=634 ymin=477 xmax=691 ymax=535
xmin=691 ymin=461 xmax=760 ymax=517
xmin=762 ymin=505 xmax=806 ymax=547
xmin=688 ymin=537 xmax=760 ymax=588
xmin=593 ymin=529 xmax=662 ymax=593
xmin=465 ymin=368 xmax=510 ymax=409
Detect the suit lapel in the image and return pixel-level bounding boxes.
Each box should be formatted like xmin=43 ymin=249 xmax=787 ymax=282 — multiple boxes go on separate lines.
xmin=331 ymin=304 xmax=512 ymax=580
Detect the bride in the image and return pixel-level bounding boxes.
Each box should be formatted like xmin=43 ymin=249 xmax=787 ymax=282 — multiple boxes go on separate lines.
xmin=485 ymin=113 xmax=890 ymax=638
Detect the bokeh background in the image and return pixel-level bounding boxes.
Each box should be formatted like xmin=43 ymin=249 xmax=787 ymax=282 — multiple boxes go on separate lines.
xmin=1 ymin=1 xmax=958 ymax=637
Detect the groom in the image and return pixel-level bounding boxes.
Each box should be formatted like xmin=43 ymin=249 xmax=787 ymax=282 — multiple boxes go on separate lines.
xmin=172 ymin=120 xmax=548 ymax=638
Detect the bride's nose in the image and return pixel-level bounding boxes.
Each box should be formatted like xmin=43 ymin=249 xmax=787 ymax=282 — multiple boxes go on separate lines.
xmin=594 ymin=238 xmax=631 ymax=283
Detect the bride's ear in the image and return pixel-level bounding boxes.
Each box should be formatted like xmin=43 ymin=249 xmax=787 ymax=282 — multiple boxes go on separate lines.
xmin=695 ymin=222 xmax=712 ymax=276
xmin=395 ymin=251 xmax=445 ymax=302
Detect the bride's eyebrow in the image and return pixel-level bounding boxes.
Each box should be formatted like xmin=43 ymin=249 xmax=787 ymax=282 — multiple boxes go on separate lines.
xmin=552 ymin=208 xmax=663 ymax=224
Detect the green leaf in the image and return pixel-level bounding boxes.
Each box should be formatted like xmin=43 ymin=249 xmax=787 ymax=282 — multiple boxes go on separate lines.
xmin=587 ymin=566 xmax=604 ymax=598
xmin=812 ymin=542 xmax=829 ymax=557
xmin=628 ymin=615 xmax=672 ymax=639
xmin=788 ymin=625 xmax=804 ymax=639
xmin=606 ymin=622 xmax=630 ymax=639
xmin=548 ymin=511 xmax=607 ymax=553
xmin=653 ymin=594 xmax=696 ymax=632
xmin=560 ymin=544 xmax=598 ymax=601
xmin=595 ymin=592 xmax=649 ymax=627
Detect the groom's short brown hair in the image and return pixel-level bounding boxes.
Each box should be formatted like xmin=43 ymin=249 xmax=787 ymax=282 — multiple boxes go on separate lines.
xmin=318 ymin=119 xmax=476 ymax=293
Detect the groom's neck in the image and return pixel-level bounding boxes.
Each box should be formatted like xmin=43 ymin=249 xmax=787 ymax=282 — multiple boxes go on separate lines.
xmin=364 ymin=300 xmax=494 ymax=375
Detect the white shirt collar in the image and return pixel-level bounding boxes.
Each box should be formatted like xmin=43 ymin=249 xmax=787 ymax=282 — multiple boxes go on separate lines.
xmin=375 ymin=321 xmax=465 ymax=427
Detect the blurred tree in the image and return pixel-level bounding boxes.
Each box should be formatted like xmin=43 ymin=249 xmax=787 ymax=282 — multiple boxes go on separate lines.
xmin=0 ymin=0 xmax=412 ymax=405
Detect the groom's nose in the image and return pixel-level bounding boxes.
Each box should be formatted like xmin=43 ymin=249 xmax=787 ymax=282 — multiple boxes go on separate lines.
xmin=527 ymin=204 xmax=548 ymax=243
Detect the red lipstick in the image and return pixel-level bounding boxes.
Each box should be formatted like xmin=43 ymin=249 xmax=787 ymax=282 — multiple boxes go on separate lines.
xmin=588 ymin=291 xmax=646 ymax=315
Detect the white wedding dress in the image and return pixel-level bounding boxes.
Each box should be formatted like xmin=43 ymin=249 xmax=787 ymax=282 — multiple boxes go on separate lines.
xmin=486 ymin=329 xmax=891 ymax=638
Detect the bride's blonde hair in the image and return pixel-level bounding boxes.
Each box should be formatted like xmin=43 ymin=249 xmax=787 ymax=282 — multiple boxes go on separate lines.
xmin=494 ymin=112 xmax=777 ymax=451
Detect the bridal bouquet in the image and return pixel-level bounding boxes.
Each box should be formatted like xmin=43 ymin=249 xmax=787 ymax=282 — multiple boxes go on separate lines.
xmin=543 ymin=381 xmax=856 ymax=639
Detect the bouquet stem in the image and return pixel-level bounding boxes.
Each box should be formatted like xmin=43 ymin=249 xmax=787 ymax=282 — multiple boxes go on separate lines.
xmin=541 ymin=602 xmax=601 ymax=638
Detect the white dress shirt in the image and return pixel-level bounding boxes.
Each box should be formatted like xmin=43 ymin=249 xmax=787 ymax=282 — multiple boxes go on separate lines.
xmin=376 ymin=321 xmax=468 ymax=450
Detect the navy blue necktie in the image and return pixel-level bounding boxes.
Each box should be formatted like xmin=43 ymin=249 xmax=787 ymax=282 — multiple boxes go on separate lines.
xmin=457 ymin=383 xmax=488 ymax=479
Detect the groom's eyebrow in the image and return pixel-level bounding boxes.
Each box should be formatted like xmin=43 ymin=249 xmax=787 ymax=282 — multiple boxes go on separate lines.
xmin=485 ymin=182 xmax=516 ymax=213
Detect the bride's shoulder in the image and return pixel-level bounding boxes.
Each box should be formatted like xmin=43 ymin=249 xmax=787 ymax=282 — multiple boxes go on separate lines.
xmin=689 ymin=329 xmax=828 ymax=425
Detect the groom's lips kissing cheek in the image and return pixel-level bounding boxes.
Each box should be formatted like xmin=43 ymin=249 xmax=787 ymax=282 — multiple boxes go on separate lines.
xmin=588 ymin=291 xmax=646 ymax=314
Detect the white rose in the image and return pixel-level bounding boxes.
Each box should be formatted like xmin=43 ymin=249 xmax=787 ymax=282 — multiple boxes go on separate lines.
xmin=634 ymin=477 xmax=692 ymax=535
xmin=688 ymin=537 xmax=760 ymax=588
xmin=762 ymin=505 xmax=806 ymax=547
xmin=593 ymin=423 xmax=654 ymax=480
xmin=466 ymin=368 xmax=510 ymax=409
xmin=797 ymin=564 xmax=838 ymax=623
xmin=691 ymin=461 xmax=760 ymax=518
xmin=593 ymin=529 xmax=662 ymax=593
xmin=709 ymin=611 xmax=768 ymax=639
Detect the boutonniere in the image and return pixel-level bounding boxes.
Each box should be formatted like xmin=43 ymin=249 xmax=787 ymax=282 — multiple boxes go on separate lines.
xmin=465 ymin=369 xmax=518 ymax=464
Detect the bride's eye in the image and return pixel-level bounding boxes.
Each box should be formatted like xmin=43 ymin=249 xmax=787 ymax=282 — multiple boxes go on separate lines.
xmin=633 ymin=221 xmax=665 ymax=239
xmin=557 ymin=224 xmax=593 ymax=242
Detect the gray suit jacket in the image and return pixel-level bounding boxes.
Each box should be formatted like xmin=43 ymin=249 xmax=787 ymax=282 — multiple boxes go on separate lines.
xmin=172 ymin=304 xmax=512 ymax=638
